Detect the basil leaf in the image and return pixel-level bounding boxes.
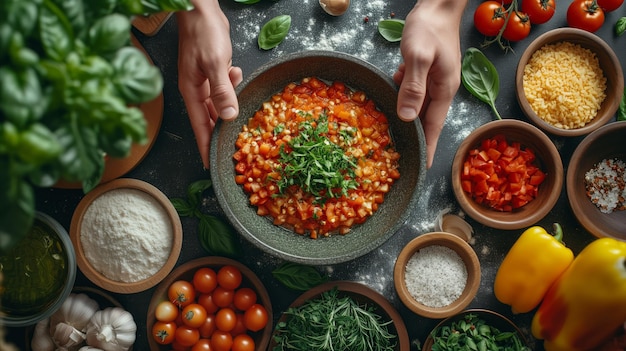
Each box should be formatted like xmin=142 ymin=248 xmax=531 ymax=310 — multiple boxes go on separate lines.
xmin=170 ymin=198 xmax=195 ymax=217
xmin=40 ymin=0 xmax=74 ymax=61
xmin=377 ymin=19 xmax=405 ymax=42
xmin=272 ymin=262 xmax=328 ymax=291
xmin=461 ymin=47 xmax=502 ymax=120
xmin=0 ymin=177 xmax=34 ymax=255
xmin=198 ymin=215 xmax=241 ymax=258
xmin=618 ymin=88 xmax=626 ymax=121
xmin=88 ymin=13 xmax=131 ymax=56
xmin=258 ymin=14 xmax=291 ymax=50
xmin=187 ymin=179 xmax=212 ymax=209
xmin=616 ymin=17 xmax=626 ymax=36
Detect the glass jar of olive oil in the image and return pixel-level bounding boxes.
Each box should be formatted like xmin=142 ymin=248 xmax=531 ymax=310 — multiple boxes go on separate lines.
xmin=0 ymin=212 xmax=76 ymax=326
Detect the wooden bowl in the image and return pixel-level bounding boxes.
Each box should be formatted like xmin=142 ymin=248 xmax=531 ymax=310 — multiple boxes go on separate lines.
xmin=421 ymin=309 xmax=529 ymax=350
xmin=451 ymin=119 xmax=563 ymax=230
xmin=146 ymin=257 xmax=273 ymax=351
xmin=516 ymin=28 xmax=623 ymax=137
xmin=394 ymin=232 xmax=480 ymax=319
xmin=269 ymin=281 xmax=410 ymax=351
xmin=70 ymin=178 xmax=182 ymax=294
xmin=567 ymin=121 xmax=626 ymax=240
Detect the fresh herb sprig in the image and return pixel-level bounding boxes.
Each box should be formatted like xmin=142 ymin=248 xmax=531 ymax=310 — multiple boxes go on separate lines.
xmin=427 ymin=313 xmax=530 ymax=351
xmin=272 ymin=287 xmax=397 ymax=351
xmin=170 ymin=179 xmax=241 ymax=258
xmin=276 ymin=112 xmax=358 ymax=201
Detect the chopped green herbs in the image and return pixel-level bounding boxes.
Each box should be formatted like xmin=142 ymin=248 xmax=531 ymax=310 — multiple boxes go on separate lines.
xmin=276 ymin=112 xmax=358 ymax=201
xmin=427 ymin=313 xmax=530 ymax=351
xmin=272 ymin=287 xmax=397 ymax=351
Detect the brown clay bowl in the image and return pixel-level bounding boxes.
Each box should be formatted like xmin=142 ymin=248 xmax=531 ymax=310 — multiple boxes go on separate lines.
xmin=451 ymin=119 xmax=563 ymax=230
xmin=567 ymin=121 xmax=626 ymax=240
xmin=269 ymin=280 xmax=410 ymax=350
xmin=70 ymin=178 xmax=182 ymax=294
xmin=516 ymin=27 xmax=623 ymax=137
xmin=394 ymin=232 xmax=480 ymax=319
xmin=146 ymin=257 xmax=273 ymax=351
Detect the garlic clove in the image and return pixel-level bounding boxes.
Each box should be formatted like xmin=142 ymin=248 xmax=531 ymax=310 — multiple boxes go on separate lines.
xmin=319 ymin=0 xmax=350 ymax=16
xmin=435 ymin=211 xmax=473 ymax=243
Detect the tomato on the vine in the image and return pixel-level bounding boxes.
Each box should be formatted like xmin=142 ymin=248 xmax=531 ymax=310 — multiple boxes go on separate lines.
xmin=473 ymin=1 xmax=506 ymax=37
xmin=567 ymin=0 xmax=605 ymax=32
xmin=181 ymin=303 xmax=208 ymax=328
xmin=597 ymin=0 xmax=624 ymax=12
xmin=168 ymin=280 xmax=196 ymax=308
xmin=152 ymin=321 xmax=177 ymax=345
xmin=522 ymin=0 xmax=556 ymax=24
xmin=502 ymin=11 xmax=531 ymax=42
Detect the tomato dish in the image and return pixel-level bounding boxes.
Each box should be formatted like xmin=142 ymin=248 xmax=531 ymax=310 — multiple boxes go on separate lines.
xmin=233 ymin=77 xmax=400 ymax=239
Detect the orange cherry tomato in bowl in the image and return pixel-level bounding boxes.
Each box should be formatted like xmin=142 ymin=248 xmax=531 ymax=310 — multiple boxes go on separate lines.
xmin=152 ymin=321 xmax=177 ymax=345
xmin=233 ymin=287 xmax=257 ymax=311
xmin=217 ymin=265 xmax=243 ymax=290
xmin=155 ymin=300 xmax=179 ymax=322
xmin=181 ymin=303 xmax=208 ymax=328
xmin=522 ymin=0 xmax=556 ymax=24
xmin=193 ymin=267 xmax=218 ymax=294
xmin=232 ymin=334 xmax=255 ymax=351
xmin=473 ymin=1 xmax=506 ymax=37
xmin=216 ymin=307 xmax=238 ymax=332
xmin=243 ymin=303 xmax=268 ymax=332
xmin=168 ymin=280 xmax=196 ymax=308
xmin=502 ymin=11 xmax=531 ymax=42
xmin=211 ymin=330 xmax=234 ymax=351
xmin=191 ymin=339 xmax=212 ymax=351
xmin=212 ymin=286 xmax=235 ymax=308
xmin=175 ymin=325 xmax=200 ymax=347
xmin=567 ymin=0 xmax=605 ymax=32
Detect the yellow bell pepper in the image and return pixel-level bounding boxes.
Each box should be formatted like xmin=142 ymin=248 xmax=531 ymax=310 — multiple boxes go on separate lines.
xmin=532 ymin=237 xmax=626 ymax=351
xmin=494 ymin=224 xmax=574 ymax=314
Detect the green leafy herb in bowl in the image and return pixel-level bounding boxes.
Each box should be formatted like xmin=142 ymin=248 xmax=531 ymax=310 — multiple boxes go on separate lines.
xmin=421 ymin=309 xmax=530 ymax=351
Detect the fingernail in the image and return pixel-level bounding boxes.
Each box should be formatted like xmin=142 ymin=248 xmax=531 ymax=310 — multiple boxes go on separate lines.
xmin=221 ymin=107 xmax=238 ymax=120
xmin=398 ymin=107 xmax=417 ymax=121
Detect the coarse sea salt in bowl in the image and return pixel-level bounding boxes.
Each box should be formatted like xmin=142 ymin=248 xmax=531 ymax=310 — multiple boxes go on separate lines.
xmin=567 ymin=121 xmax=626 ymax=240
xmin=516 ymin=27 xmax=623 ymax=137
xmin=70 ymin=178 xmax=183 ymax=294
xmin=210 ymin=50 xmax=426 ymax=265
xmin=393 ymin=232 xmax=480 ymax=319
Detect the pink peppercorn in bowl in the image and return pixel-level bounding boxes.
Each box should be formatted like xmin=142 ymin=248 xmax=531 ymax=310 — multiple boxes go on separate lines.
xmin=567 ymin=121 xmax=626 ymax=240
xmin=70 ymin=178 xmax=183 ymax=294
xmin=393 ymin=232 xmax=481 ymax=319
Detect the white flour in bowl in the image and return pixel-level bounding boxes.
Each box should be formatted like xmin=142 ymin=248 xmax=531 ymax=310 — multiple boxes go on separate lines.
xmin=80 ymin=188 xmax=173 ymax=283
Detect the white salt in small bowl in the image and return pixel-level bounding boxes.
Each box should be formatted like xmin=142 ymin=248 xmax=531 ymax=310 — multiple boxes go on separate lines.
xmin=393 ymin=232 xmax=480 ymax=319
xmin=70 ymin=178 xmax=182 ymax=294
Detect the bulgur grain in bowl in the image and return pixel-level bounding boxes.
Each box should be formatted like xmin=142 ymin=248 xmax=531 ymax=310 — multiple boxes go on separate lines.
xmin=516 ymin=28 xmax=623 ymax=137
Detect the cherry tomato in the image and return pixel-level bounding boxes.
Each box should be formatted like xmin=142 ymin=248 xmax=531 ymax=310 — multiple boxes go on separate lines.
xmin=567 ymin=0 xmax=605 ymax=32
xmin=230 ymin=313 xmax=247 ymax=336
xmin=175 ymin=325 xmax=200 ymax=347
xmin=597 ymin=0 xmax=624 ymax=12
xmin=152 ymin=321 xmax=177 ymax=345
xmin=155 ymin=300 xmax=179 ymax=322
xmin=172 ymin=340 xmax=192 ymax=351
xmin=182 ymin=303 xmax=208 ymax=328
xmin=502 ymin=11 xmax=531 ymax=42
xmin=191 ymin=339 xmax=212 ymax=351
xmin=217 ymin=265 xmax=243 ymax=290
xmin=232 ymin=334 xmax=255 ymax=351
xmin=212 ymin=286 xmax=234 ymax=308
xmin=233 ymin=287 xmax=257 ymax=312
xmin=243 ymin=304 xmax=268 ymax=332
xmin=168 ymin=280 xmax=196 ymax=308
xmin=199 ymin=314 xmax=216 ymax=338
xmin=215 ymin=307 xmax=237 ymax=332
xmin=193 ymin=267 xmax=218 ymax=294
xmin=210 ymin=330 xmax=233 ymax=351
xmin=473 ymin=1 xmax=506 ymax=37
xmin=522 ymin=0 xmax=556 ymax=24
xmin=197 ymin=293 xmax=219 ymax=314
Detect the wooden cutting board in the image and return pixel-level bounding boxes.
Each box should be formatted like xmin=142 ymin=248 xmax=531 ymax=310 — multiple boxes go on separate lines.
xmin=132 ymin=12 xmax=173 ymax=36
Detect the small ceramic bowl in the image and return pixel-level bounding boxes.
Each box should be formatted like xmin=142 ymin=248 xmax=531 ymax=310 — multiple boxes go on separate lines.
xmin=210 ymin=50 xmax=426 ymax=265
xmin=0 ymin=212 xmax=76 ymax=327
xmin=147 ymin=257 xmax=273 ymax=351
xmin=70 ymin=178 xmax=182 ymax=294
xmin=394 ymin=232 xmax=480 ymax=319
xmin=516 ymin=27 xmax=623 ymax=137
xmin=451 ymin=119 xmax=563 ymax=230
xmin=269 ymin=281 xmax=410 ymax=351
xmin=567 ymin=121 xmax=626 ymax=240
xmin=421 ymin=309 xmax=529 ymax=350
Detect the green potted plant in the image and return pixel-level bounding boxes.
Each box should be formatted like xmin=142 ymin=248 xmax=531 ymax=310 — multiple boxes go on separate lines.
xmin=0 ymin=0 xmax=193 ymax=254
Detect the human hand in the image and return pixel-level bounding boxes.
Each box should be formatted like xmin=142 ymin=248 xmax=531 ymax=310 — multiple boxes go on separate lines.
xmin=177 ymin=0 xmax=243 ymax=169
xmin=394 ymin=0 xmax=467 ymax=168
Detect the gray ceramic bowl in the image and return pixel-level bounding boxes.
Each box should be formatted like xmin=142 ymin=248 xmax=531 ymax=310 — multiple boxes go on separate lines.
xmin=210 ymin=51 xmax=426 ymax=264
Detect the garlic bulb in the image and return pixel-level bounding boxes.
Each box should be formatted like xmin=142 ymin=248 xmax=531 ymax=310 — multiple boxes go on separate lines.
xmin=49 ymin=293 xmax=99 ymax=349
xmin=31 ymin=319 xmax=54 ymax=351
xmin=319 ymin=0 xmax=350 ymax=16
xmin=85 ymin=307 xmax=136 ymax=351
xmin=435 ymin=210 xmax=474 ymax=243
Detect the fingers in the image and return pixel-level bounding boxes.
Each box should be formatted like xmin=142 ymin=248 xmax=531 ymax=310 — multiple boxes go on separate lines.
xmin=395 ymin=55 xmax=429 ymax=122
